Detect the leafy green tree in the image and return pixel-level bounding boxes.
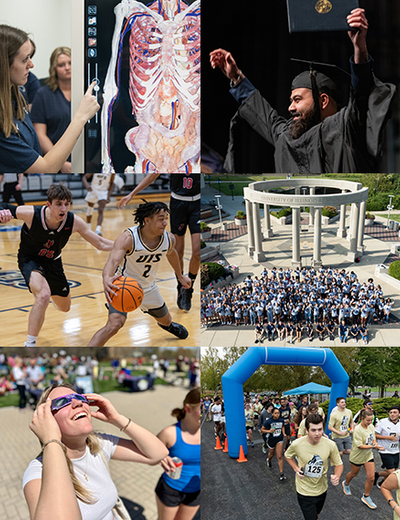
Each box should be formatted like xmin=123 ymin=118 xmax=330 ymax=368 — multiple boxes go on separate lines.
xmin=200 ymin=347 xmax=224 ymax=392
xmin=357 ymin=347 xmax=400 ymax=397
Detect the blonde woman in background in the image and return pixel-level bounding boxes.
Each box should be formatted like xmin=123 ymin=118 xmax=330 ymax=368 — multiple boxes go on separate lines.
xmin=155 ymin=388 xmax=201 ymax=520
xmin=31 ymin=47 xmax=72 ymax=173
xmin=23 ymin=383 xmax=168 ymax=520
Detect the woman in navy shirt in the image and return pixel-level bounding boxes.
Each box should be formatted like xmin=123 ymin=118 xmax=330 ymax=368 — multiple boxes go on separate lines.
xmin=0 ymin=25 xmax=99 ymax=173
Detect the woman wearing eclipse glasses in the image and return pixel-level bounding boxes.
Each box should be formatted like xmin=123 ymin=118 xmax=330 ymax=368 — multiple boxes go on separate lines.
xmin=23 ymin=383 xmax=168 ymax=520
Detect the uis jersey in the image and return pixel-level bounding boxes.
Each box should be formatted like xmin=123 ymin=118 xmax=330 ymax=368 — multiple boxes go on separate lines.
xmin=90 ymin=174 xmax=113 ymax=191
xmin=170 ymin=174 xmax=200 ymax=197
xmin=120 ymin=226 xmax=171 ymax=290
xmin=18 ymin=206 xmax=74 ymax=261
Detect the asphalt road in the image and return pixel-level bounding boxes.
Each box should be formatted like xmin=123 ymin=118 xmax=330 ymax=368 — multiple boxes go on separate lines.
xmin=202 ymin=420 xmax=394 ymax=520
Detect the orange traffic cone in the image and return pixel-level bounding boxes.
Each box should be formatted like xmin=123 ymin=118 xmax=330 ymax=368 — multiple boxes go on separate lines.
xmin=214 ymin=436 xmax=223 ymax=450
xmin=237 ymin=445 xmax=248 ymax=463
xmin=223 ymin=436 xmax=229 ymax=453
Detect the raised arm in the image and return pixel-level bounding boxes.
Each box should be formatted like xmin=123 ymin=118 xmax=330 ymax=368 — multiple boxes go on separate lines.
xmin=118 ymin=173 xmax=160 ymax=209
xmin=24 ymin=83 xmax=99 ymax=174
xmin=24 ymin=400 xmax=82 ymax=520
xmin=86 ymin=393 xmax=168 ymax=465
xmin=73 ymin=215 xmax=113 ymax=251
xmin=347 ymin=8 xmax=369 ymax=64
xmin=210 ymin=48 xmax=245 ymax=85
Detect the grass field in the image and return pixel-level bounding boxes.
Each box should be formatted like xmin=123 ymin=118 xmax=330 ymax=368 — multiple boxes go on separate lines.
xmin=0 ymin=369 xmax=167 ymax=409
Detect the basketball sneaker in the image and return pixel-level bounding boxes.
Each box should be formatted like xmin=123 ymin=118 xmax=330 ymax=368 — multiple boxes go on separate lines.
xmin=158 ymin=322 xmax=188 ymax=339
xmin=179 ymin=287 xmax=193 ymax=311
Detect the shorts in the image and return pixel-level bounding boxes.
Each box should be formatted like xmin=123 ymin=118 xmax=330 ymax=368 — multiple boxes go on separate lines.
xmin=18 ymin=255 xmax=70 ymax=297
xmin=267 ymin=436 xmax=283 ymax=450
xmin=85 ymin=189 xmax=108 ymax=204
xmin=109 ymin=284 xmax=167 ymax=318
xmin=246 ymin=424 xmax=254 ymax=431
xmin=349 ymin=458 xmax=374 ymax=467
xmin=169 ymin=197 xmax=200 ymax=236
xmin=333 ymin=436 xmax=352 ymax=451
xmin=155 ymin=476 xmax=200 ymax=507
xmin=380 ymin=452 xmax=400 ymax=470
xmin=297 ymin=491 xmax=327 ymax=520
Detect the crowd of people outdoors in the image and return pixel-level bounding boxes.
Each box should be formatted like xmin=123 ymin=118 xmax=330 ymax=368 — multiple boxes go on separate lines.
xmin=201 ymin=266 xmax=395 ymax=344
xmin=203 ymin=389 xmax=400 ymax=517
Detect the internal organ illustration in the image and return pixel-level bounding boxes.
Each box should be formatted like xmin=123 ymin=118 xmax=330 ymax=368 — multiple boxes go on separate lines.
xmin=101 ymin=0 xmax=200 ymax=173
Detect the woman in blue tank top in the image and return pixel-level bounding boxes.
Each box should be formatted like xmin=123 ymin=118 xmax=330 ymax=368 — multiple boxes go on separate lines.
xmin=155 ymin=388 xmax=200 ymax=520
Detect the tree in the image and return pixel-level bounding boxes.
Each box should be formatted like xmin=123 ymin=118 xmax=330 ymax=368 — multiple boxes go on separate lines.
xmin=200 ymin=347 xmax=224 ymax=392
xmin=357 ymin=347 xmax=400 ymax=397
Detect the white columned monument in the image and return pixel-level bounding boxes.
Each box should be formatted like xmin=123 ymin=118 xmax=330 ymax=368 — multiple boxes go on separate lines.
xmin=244 ymin=179 xmax=369 ymax=267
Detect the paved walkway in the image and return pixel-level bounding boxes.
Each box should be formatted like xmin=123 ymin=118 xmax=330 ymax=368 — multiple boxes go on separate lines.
xmin=201 ymin=186 xmax=400 ymax=347
xmin=0 ymin=385 xmax=191 ymax=520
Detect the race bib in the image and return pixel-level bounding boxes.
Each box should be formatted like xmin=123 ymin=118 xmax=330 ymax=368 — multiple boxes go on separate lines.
xmin=304 ymin=455 xmax=324 ymax=478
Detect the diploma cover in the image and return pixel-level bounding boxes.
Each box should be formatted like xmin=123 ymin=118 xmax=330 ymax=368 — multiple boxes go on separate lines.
xmin=286 ymin=0 xmax=359 ymax=33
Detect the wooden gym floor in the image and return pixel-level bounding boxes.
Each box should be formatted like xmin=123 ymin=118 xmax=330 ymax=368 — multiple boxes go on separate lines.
xmin=0 ymin=196 xmax=200 ymax=347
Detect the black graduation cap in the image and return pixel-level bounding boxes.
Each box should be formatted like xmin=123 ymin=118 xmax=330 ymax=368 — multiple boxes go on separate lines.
xmin=290 ymin=58 xmax=351 ymax=118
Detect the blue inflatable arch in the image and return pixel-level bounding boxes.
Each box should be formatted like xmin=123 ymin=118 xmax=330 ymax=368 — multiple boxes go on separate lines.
xmin=221 ymin=347 xmax=349 ymax=458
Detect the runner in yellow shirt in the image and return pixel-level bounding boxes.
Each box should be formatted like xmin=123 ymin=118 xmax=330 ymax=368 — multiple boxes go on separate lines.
xmin=342 ymin=409 xmax=385 ymax=510
xmin=285 ymin=413 xmax=343 ymax=520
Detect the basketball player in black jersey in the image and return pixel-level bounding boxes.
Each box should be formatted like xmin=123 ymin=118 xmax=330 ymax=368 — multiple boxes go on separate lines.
xmin=118 ymin=174 xmax=200 ymax=311
xmin=0 ymin=184 xmax=113 ymax=347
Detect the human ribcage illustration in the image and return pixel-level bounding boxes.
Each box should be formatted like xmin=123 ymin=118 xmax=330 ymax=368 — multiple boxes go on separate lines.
xmin=101 ymin=0 xmax=200 ymax=174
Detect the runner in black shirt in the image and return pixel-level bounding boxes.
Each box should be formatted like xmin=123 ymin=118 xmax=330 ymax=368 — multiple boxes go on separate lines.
xmin=119 ymin=173 xmax=200 ymax=311
xmin=0 ymin=184 xmax=113 ymax=347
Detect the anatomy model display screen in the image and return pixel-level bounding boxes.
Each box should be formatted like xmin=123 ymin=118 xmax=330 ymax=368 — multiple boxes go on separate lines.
xmin=84 ymin=0 xmax=200 ymax=173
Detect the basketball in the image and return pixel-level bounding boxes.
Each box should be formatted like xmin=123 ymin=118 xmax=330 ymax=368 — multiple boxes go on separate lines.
xmin=110 ymin=277 xmax=144 ymax=313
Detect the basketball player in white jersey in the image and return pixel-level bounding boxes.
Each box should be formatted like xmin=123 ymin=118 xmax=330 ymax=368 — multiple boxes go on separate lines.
xmin=82 ymin=174 xmax=115 ymax=236
xmin=87 ymin=201 xmax=191 ymax=346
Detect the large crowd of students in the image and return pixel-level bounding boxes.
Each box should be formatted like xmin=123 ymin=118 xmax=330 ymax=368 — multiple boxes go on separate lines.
xmin=201 ymin=266 xmax=394 ymax=344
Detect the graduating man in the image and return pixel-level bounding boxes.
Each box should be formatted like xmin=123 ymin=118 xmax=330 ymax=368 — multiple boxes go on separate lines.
xmin=210 ymin=8 xmax=395 ymax=174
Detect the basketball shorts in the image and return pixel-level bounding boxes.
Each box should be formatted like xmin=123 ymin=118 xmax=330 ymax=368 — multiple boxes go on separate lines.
xmin=85 ymin=188 xmax=108 ymax=204
xmin=170 ymin=198 xmax=200 ymax=236
xmin=18 ymin=255 xmax=70 ymax=297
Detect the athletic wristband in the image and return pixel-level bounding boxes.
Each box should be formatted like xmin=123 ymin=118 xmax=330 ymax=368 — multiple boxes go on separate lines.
xmin=42 ymin=439 xmax=67 ymax=454
xmin=120 ymin=418 xmax=131 ymax=432
xmin=0 ymin=203 xmax=18 ymax=218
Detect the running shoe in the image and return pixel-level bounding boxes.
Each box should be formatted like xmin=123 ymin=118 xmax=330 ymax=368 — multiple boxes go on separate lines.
xmin=262 ymin=444 xmax=267 ymax=454
xmin=342 ymin=481 xmax=351 ymax=496
xmin=361 ymin=495 xmax=377 ymax=509
xmin=279 ymin=473 xmax=287 ymax=481
xmin=267 ymin=459 xmax=272 ymax=468
xmin=250 ymin=442 xmax=254 ymax=448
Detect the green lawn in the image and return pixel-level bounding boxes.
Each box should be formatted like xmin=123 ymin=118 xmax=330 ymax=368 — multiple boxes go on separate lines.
xmin=377 ymin=214 xmax=400 ymax=222
xmin=0 ymin=371 xmax=167 ymax=408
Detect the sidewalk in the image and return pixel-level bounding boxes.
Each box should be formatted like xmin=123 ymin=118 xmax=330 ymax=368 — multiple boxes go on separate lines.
xmin=201 ymin=186 xmax=400 ymax=347
xmin=0 ymin=385 xmax=190 ymax=520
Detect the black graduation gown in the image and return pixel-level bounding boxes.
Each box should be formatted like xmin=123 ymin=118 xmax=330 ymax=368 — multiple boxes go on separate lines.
xmin=225 ymin=59 xmax=396 ymax=174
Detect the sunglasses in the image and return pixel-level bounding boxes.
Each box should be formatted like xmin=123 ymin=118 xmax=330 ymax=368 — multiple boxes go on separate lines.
xmin=51 ymin=393 xmax=89 ymax=413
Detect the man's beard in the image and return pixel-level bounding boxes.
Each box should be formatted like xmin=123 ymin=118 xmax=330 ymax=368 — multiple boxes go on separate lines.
xmin=289 ymin=104 xmax=320 ymax=139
